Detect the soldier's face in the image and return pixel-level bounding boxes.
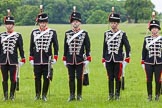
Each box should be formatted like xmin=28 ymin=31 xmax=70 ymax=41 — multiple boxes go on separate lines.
xmin=5 ymin=24 xmax=14 ymax=31
xmin=39 ymin=22 xmax=48 ymax=30
xmin=71 ymin=20 xmax=81 ymax=28
xmin=110 ymin=22 xmax=119 ymax=29
xmin=151 ymin=27 xmax=159 ymax=36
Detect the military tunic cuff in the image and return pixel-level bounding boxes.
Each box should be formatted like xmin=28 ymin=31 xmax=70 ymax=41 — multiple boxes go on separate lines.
xmin=54 ymin=55 xmax=58 ymax=61
xmin=87 ymin=56 xmax=91 ymax=62
xmin=102 ymin=58 xmax=106 ymax=63
xmin=125 ymin=57 xmax=130 ymax=63
xmin=141 ymin=60 xmax=144 ymax=64
xmin=62 ymin=56 xmax=66 ymax=61
xmin=21 ymin=58 xmax=26 ymax=63
xmin=29 ymin=56 xmax=34 ymax=61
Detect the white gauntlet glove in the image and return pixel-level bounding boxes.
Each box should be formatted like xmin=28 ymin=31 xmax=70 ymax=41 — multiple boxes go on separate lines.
xmin=63 ymin=61 xmax=67 ymax=66
xmin=122 ymin=61 xmax=127 ymax=69
xmin=19 ymin=62 xmax=24 ymax=66
xmin=19 ymin=58 xmax=26 ymax=66
xmin=30 ymin=60 xmax=34 ymax=65
xmin=83 ymin=60 xmax=89 ymax=67
xmin=51 ymin=59 xmax=57 ymax=65
xmin=142 ymin=64 xmax=145 ymax=69
xmin=141 ymin=60 xmax=145 ymax=70
xmin=103 ymin=62 xmax=106 ymax=67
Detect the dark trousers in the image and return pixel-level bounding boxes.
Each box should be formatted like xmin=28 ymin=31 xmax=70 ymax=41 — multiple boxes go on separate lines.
xmin=145 ymin=64 xmax=162 ymax=96
xmin=1 ymin=64 xmax=17 ymax=97
xmin=34 ymin=65 xmax=49 ymax=97
xmin=67 ymin=64 xmax=83 ymax=97
xmin=106 ymin=61 xmax=122 ymax=97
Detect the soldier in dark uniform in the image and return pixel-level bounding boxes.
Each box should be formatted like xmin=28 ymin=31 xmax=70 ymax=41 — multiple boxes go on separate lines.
xmin=102 ymin=7 xmax=131 ymax=100
xmin=141 ymin=13 xmax=162 ymax=101
xmin=62 ymin=6 xmax=91 ymax=102
xmin=0 ymin=10 xmax=26 ymax=101
xmin=29 ymin=5 xmax=59 ymax=101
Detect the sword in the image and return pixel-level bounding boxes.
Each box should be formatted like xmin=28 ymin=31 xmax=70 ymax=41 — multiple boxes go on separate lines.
xmin=121 ymin=52 xmax=126 ymax=90
xmin=83 ymin=54 xmax=90 ymax=86
xmin=47 ymin=55 xmax=53 ymax=100
xmin=16 ymin=65 xmax=20 ymax=91
xmin=160 ymin=73 xmax=162 ymax=95
xmin=47 ymin=56 xmax=53 ymax=81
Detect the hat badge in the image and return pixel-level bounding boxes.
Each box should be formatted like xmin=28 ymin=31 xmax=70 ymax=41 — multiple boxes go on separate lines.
xmin=40 ymin=16 xmax=42 ymax=19
xmin=153 ymin=21 xmax=155 ymax=23
xmin=8 ymin=17 xmax=10 ymax=20
xmin=111 ymin=14 xmax=114 ymax=17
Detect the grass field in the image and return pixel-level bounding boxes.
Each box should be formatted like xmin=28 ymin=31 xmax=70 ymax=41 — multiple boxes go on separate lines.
xmin=0 ymin=24 xmax=162 ymax=108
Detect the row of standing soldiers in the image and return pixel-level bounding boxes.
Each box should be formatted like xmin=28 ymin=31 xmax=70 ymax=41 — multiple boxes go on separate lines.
xmin=0 ymin=6 xmax=161 ymax=102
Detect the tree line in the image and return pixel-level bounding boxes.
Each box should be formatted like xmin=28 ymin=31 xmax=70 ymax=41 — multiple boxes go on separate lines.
xmin=0 ymin=0 xmax=158 ymax=25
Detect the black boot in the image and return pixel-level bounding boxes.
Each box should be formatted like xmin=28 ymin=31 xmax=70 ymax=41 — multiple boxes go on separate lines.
xmin=108 ymin=80 xmax=114 ymax=100
xmin=10 ymin=82 xmax=16 ymax=101
xmin=2 ymin=81 xmax=8 ymax=101
xmin=77 ymin=79 xmax=82 ymax=101
xmin=10 ymin=92 xmax=14 ymax=101
xmin=35 ymin=93 xmax=41 ymax=100
xmin=121 ymin=77 xmax=124 ymax=90
xmin=147 ymin=82 xmax=152 ymax=101
xmin=3 ymin=91 xmax=8 ymax=101
xmin=155 ymin=82 xmax=160 ymax=96
xmin=68 ymin=80 xmax=75 ymax=102
xmin=155 ymin=82 xmax=160 ymax=101
xmin=147 ymin=82 xmax=152 ymax=97
xmin=148 ymin=95 xmax=152 ymax=102
xmin=161 ymin=83 xmax=162 ymax=94
xmin=155 ymin=95 xmax=159 ymax=101
xmin=115 ymin=80 xmax=121 ymax=100
xmin=42 ymin=93 xmax=47 ymax=102
xmin=68 ymin=94 xmax=75 ymax=102
xmin=35 ymin=79 xmax=41 ymax=100
xmin=42 ymin=78 xmax=49 ymax=101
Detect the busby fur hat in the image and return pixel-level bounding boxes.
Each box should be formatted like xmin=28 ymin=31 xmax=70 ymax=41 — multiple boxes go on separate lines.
xmin=148 ymin=12 xmax=161 ymax=31
xmin=149 ymin=20 xmax=161 ymax=31
xmin=37 ymin=13 xmax=48 ymax=22
xmin=4 ymin=9 xmax=15 ymax=24
xmin=36 ymin=5 xmax=48 ymax=22
xmin=109 ymin=13 xmax=120 ymax=23
xmin=108 ymin=7 xmax=120 ymax=23
xmin=70 ymin=6 xmax=81 ymax=23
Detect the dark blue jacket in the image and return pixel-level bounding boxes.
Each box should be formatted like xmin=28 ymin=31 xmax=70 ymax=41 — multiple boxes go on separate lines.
xmin=102 ymin=30 xmax=131 ymax=62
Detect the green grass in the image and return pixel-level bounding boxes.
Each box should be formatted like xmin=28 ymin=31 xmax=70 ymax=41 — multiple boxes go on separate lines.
xmin=0 ymin=24 xmax=162 ymax=108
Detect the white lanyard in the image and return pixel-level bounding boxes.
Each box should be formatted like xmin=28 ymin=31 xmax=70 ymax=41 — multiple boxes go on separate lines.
xmin=1 ymin=32 xmax=17 ymax=43
xmin=34 ymin=28 xmax=51 ymax=42
xmin=146 ymin=36 xmax=162 ymax=49
xmin=67 ymin=30 xmax=84 ymax=45
xmin=107 ymin=30 xmax=121 ymax=44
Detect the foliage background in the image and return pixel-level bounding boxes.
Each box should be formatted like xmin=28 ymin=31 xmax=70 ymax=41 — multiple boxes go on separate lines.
xmin=0 ymin=0 xmax=161 ymax=25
